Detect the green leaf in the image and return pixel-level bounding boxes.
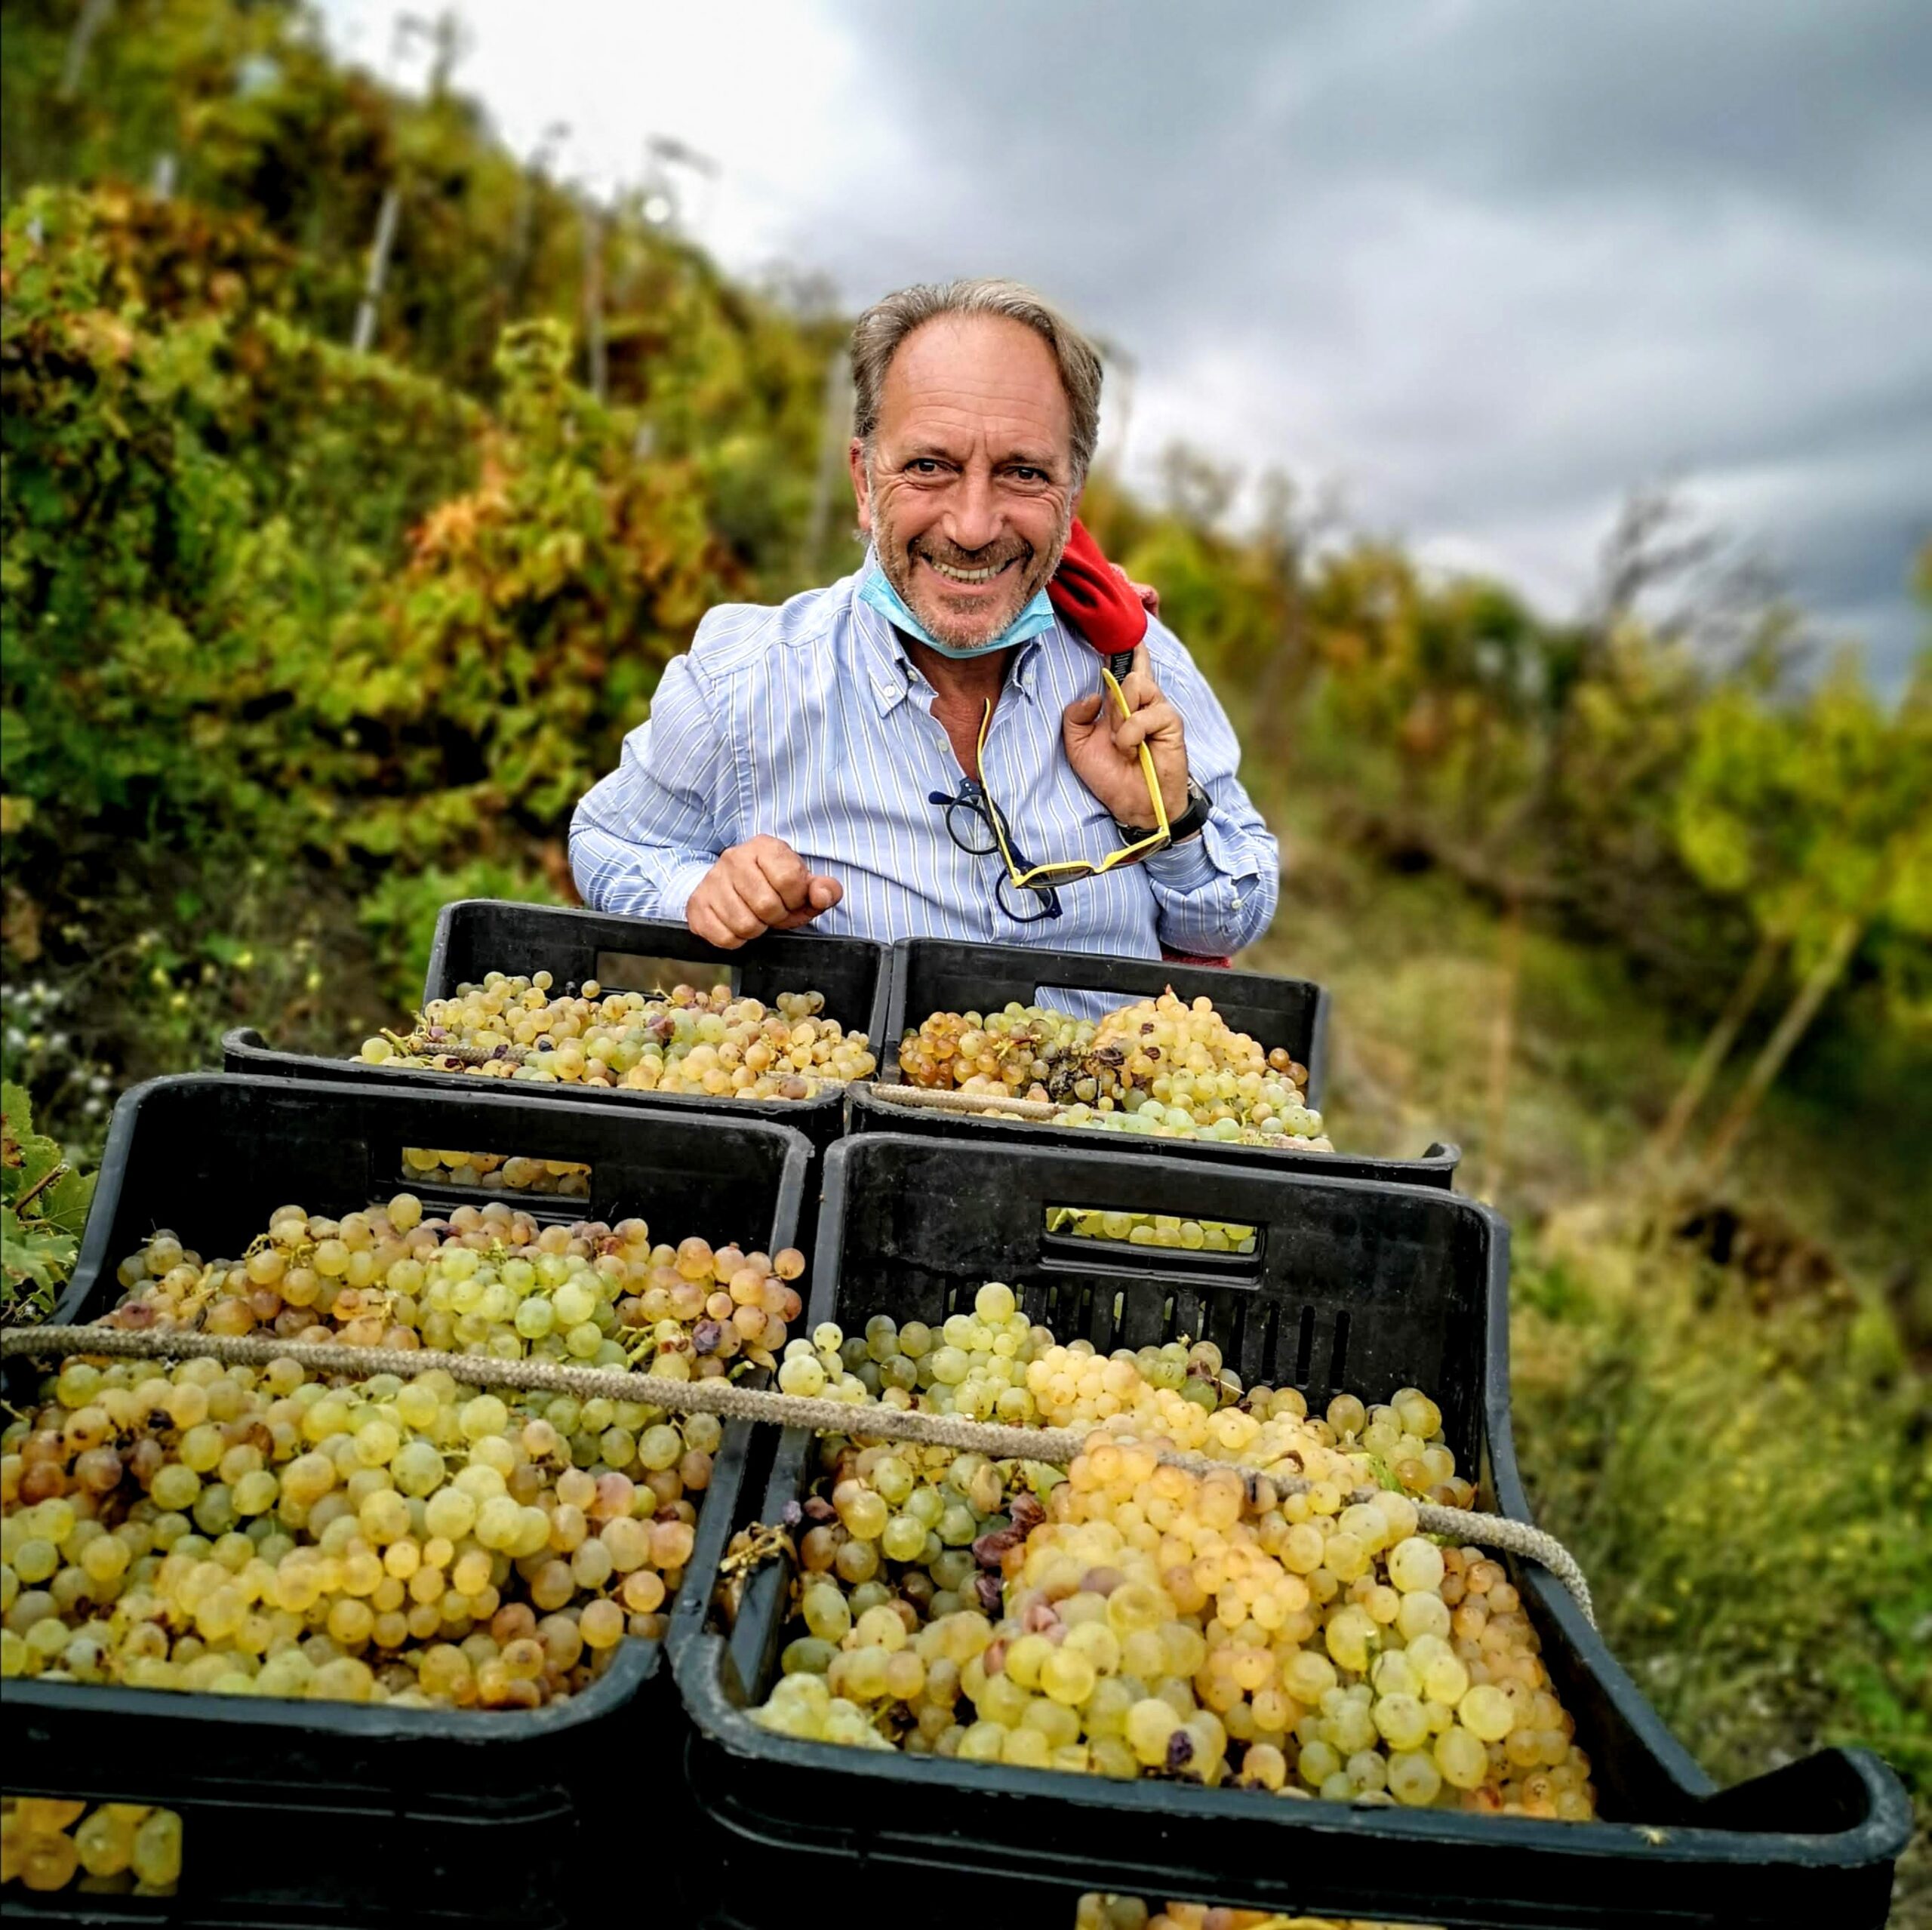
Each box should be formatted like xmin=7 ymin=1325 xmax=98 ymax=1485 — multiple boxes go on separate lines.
xmin=41 ymin=1165 xmax=97 ymax=1238
xmin=2 ymin=1079 xmax=32 ymax=1147
xmin=2 ymin=1131 xmax=62 ymax=1205
xmin=2 ymin=1202 xmax=75 ymax=1297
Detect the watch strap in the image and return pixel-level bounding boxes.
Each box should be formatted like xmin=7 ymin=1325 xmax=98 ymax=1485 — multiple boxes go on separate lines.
xmin=1118 ymin=780 xmax=1211 ymax=847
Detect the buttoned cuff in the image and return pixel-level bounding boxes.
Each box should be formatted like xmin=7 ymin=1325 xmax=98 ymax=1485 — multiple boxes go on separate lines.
xmin=1140 ymin=833 xmax=1217 ymax=894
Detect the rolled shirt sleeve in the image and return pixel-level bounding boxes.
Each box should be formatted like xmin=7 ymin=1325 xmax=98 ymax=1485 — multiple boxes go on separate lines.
xmin=1139 ymin=626 xmax=1281 ymax=956
xmin=569 ymin=653 xmax=731 ymax=921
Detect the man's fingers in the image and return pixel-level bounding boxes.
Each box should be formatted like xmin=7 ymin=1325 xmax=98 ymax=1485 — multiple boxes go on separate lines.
xmin=1118 ymin=644 xmax=1161 ymax=710
xmin=749 ymin=839 xmax=815 ymax=910
xmin=704 ymin=877 xmax=771 ymax=944
xmin=770 ymin=876 xmax=843 ymax=930
xmin=688 ymin=892 xmax=752 ymax=950
xmin=724 ymin=860 xmax=790 ymax=927
xmin=1115 ymin=700 xmax=1183 ymax=753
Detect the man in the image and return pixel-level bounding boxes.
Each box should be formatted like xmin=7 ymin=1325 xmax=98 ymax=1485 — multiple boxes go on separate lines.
xmin=571 ymin=278 xmax=1278 ymax=960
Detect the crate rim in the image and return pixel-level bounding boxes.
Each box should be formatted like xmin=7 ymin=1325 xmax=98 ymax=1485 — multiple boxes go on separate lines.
xmin=675 ymin=1677 xmax=1911 ymax=1871
xmin=222 ymin=1023 xmax=853 ymax=1140
xmin=51 ymin=1069 xmax=815 ymax=1330
xmin=850 ymin=1079 xmax=1461 ymax=1182
xmin=425 ymin=897 xmax=890 ymax=1004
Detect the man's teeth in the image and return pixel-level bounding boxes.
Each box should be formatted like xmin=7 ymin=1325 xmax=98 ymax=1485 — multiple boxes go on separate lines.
xmin=925 ymin=557 xmax=1011 ymax=583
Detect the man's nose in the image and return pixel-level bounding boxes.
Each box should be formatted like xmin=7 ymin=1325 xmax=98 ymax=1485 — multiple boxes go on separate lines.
xmin=942 ymin=466 xmax=1002 ymax=553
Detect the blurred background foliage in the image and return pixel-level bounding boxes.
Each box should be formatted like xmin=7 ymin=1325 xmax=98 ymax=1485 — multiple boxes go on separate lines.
xmin=0 ymin=0 xmax=1926 ymax=1912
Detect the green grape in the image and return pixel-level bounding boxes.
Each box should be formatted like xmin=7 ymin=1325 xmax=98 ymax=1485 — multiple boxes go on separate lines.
xmin=740 ymin=1294 xmax=1595 ymax=1830
xmin=4 ymin=1192 xmax=811 ymax=1719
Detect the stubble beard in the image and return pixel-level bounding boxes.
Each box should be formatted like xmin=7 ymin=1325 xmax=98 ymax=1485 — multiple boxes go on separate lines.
xmin=870 ymin=478 xmax=1073 ymax=651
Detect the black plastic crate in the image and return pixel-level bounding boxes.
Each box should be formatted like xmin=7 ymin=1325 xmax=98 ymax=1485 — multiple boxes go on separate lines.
xmin=4 ymin=1073 xmax=809 ymax=1928
xmin=861 ymin=936 xmax=1463 ymax=1189
xmin=224 ymin=900 xmax=891 ymax=1156
xmin=672 ymin=1134 xmax=1912 ymax=1930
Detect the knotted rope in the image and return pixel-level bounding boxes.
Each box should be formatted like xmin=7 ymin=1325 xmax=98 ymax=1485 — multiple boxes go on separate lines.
xmin=2 ymin=1323 xmax=1592 ymax=1624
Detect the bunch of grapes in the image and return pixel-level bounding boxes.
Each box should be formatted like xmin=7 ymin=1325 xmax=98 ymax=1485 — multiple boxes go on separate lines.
xmin=361 ymin=971 xmax=875 ymax=1100
xmin=1048 ymin=1208 xmax=1258 ymax=1256
xmin=746 ymin=1289 xmax=1594 ymax=1823
xmin=2 ymin=1346 xmax=722 ymax=1709
xmin=1 ymin=1798 xmax=183 ymax=1896
xmin=1078 ymin=1898 xmax=1434 ymax=1930
xmin=100 ymin=1194 xmax=805 ymax=1378
xmin=900 ymin=993 xmax=1327 ymax=1151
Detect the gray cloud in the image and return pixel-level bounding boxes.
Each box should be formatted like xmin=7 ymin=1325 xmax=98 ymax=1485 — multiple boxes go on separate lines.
xmin=326 ymin=0 xmax=1930 ymax=684
xmin=746 ymin=0 xmax=1932 ymax=685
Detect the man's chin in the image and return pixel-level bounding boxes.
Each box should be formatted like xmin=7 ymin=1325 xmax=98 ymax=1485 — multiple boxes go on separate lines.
xmin=906 ymin=592 xmax=1030 ymax=653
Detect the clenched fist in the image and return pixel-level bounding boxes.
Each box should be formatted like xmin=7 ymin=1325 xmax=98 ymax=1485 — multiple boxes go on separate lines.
xmin=687 ymin=836 xmax=843 ymax=949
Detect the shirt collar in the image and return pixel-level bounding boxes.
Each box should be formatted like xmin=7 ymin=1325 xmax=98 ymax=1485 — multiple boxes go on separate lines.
xmin=850 ymin=550 xmax=1051 ymax=716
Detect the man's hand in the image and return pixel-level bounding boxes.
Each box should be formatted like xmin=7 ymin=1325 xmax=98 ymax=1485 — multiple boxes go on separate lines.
xmin=1062 ymin=644 xmax=1189 ymax=833
xmin=687 ymin=836 xmax=842 ymax=949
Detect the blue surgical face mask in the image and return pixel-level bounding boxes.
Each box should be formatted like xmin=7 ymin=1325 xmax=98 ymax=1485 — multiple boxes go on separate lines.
xmin=859 ymin=554 xmax=1057 ymax=659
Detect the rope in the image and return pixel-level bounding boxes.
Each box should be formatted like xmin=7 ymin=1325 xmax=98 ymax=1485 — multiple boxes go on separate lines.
xmin=867 ymin=1082 xmax=1066 ymax=1120
xmin=2 ymin=1323 xmax=1592 ymax=1624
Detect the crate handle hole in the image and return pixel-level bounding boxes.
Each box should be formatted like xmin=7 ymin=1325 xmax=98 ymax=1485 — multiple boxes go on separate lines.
xmin=398 ymin=1146 xmax=593 ymax=1205
xmin=1032 ymin=981 xmax=1118 ymax=1012
xmin=1041 ymin=1204 xmax=1259 ymax=1261
xmin=1294 ymin=1304 xmax=1316 ymax=1384
xmin=594 ymin=950 xmax=740 ymax=998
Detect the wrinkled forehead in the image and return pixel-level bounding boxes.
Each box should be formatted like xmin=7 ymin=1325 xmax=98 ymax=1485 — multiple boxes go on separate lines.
xmin=875 ymin=314 xmax=1074 ymax=466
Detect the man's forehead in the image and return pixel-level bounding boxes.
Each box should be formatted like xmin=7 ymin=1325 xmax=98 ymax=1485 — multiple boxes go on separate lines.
xmin=879 ymin=315 xmax=1072 ymax=456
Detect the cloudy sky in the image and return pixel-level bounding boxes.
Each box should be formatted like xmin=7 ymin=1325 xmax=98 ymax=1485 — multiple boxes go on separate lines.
xmin=319 ymin=0 xmax=1931 ymax=686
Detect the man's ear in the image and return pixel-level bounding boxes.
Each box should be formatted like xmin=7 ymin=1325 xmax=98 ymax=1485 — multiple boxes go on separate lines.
xmin=848 ymin=438 xmax=873 ymax=536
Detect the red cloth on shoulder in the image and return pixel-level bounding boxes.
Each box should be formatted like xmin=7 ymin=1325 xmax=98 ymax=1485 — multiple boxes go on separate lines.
xmin=1048 ymin=518 xmax=1149 ymax=657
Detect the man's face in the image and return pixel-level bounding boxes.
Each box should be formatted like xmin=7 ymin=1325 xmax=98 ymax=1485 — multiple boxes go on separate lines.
xmin=851 ymin=314 xmax=1078 ymax=651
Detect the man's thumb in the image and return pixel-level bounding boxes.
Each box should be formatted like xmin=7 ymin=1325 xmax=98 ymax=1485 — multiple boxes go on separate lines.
xmin=808 ymin=876 xmax=842 ymax=911
xmin=1063 ymin=692 xmax=1103 ymax=726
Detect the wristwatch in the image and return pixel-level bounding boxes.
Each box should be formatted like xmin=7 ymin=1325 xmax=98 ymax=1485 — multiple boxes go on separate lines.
xmin=1118 ymin=779 xmax=1211 ymax=848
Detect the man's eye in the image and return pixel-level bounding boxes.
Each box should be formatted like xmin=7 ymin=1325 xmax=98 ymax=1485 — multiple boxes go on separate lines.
xmin=907 ymin=459 xmax=943 ymax=475
xmin=1010 ymin=466 xmax=1046 ymax=483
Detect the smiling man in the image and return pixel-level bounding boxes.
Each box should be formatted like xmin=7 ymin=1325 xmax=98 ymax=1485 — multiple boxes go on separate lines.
xmin=570 ymin=278 xmax=1278 ymax=959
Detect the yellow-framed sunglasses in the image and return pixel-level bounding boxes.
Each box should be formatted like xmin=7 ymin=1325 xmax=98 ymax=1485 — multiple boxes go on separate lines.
xmin=929 ymin=664 xmax=1171 ymax=923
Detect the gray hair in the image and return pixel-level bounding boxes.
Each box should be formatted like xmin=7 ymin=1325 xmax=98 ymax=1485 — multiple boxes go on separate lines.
xmin=850 ymin=278 xmax=1104 ymax=482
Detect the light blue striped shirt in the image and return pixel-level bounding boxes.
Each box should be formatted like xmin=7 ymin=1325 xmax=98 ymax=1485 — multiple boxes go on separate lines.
xmin=569 ymin=556 xmax=1279 ymax=960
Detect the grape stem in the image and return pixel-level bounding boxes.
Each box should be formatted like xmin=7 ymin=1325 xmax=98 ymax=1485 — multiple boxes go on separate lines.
xmin=12 ymin=1159 xmax=68 ymax=1214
